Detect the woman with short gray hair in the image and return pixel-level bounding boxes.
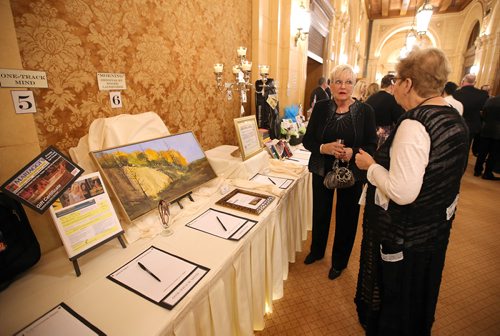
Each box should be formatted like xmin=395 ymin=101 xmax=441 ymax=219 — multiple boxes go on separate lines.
xmin=303 ymin=64 xmax=377 ymax=280
xmin=355 ymin=47 xmax=469 ymax=335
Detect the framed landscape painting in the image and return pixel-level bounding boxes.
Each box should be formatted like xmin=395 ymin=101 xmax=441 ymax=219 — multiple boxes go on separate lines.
xmin=90 ymin=132 xmax=217 ymax=221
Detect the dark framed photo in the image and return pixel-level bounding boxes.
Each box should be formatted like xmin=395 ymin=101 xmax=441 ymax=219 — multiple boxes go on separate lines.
xmin=215 ymin=188 xmax=274 ymax=215
xmin=1 ymin=146 xmax=83 ymax=213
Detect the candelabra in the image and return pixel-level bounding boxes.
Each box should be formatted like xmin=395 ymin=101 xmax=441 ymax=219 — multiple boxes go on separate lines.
xmin=213 ymin=47 xmax=270 ymax=116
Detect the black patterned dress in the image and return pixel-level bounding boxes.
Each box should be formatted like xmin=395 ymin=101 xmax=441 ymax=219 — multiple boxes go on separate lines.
xmin=355 ymin=105 xmax=469 ymax=336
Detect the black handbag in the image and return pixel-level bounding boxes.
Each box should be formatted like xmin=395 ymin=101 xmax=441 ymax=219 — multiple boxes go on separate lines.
xmin=0 ymin=192 xmax=41 ymax=291
xmin=323 ymin=159 xmax=355 ymax=189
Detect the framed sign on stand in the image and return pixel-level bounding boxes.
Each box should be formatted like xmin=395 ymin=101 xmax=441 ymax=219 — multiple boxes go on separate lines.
xmin=233 ymin=115 xmax=263 ymax=161
xmin=49 ymin=172 xmax=126 ymax=276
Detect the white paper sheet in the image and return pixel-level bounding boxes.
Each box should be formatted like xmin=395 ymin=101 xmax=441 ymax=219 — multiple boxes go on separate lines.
xmin=186 ymin=208 xmax=257 ymax=240
xmin=108 ymin=246 xmax=209 ymax=309
xmin=250 ymin=173 xmax=294 ymax=189
xmin=14 ymin=303 xmax=103 ymax=336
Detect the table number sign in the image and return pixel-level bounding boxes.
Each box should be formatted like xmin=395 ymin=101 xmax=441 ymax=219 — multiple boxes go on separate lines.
xmin=11 ymin=90 xmax=37 ymax=114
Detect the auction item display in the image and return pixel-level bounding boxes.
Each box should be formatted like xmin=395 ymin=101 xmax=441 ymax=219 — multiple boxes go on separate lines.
xmin=90 ymin=132 xmax=218 ymax=221
xmin=1 ymin=146 xmax=83 ymax=213
xmin=216 ymin=188 xmax=274 ymax=215
xmin=234 ymin=115 xmax=263 ymax=161
xmin=49 ymin=172 xmax=126 ymax=276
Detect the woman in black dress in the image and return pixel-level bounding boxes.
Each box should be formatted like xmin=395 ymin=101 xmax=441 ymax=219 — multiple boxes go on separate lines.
xmin=303 ymin=64 xmax=377 ymax=280
xmin=355 ymin=47 xmax=469 ymax=335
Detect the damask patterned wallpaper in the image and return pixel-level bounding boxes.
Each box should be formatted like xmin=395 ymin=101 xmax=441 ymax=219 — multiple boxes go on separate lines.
xmin=11 ymin=0 xmax=251 ymax=154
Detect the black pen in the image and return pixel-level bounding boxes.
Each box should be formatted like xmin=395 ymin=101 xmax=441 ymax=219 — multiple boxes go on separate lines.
xmin=216 ymin=216 xmax=227 ymax=231
xmin=138 ymin=261 xmax=161 ymax=282
xmin=268 ymin=177 xmax=276 ymax=185
xmin=287 ymin=158 xmax=300 ymax=162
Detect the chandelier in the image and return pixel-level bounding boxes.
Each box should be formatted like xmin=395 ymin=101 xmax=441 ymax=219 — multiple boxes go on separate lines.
xmin=213 ymin=47 xmax=270 ymax=116
xmin=416 ymin=0 xmax=433 ymax=35
xmin=400 ymin=26 xmax=418 ymax=58
xmin=400 ymin=0 xmax=433 ymax=59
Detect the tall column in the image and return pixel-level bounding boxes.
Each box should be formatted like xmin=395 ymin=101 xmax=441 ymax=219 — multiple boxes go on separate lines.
xmin=477 ymin=32 xmax=499 ymax=88
xmin=0 ymin=0 xmax=59 ymax=253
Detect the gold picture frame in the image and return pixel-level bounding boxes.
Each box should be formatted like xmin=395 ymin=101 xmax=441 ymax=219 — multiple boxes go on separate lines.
xmin=215 ymin=188 xmax=274 ymax=215
xmin=234 ymin=115 xmax=263 ymax=161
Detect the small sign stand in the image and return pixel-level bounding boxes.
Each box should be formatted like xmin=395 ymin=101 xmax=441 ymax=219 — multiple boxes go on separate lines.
xmin=70 ymin=232 xmax=127 ymax=277
xmin=169 ymin=192 xmax=194 ymax=209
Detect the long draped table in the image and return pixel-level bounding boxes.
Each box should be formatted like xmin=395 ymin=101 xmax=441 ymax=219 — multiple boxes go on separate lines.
xmin=0 ymin=145 xmax=312 ymax=336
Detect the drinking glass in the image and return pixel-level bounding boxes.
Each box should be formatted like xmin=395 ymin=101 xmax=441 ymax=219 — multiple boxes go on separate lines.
xmin=158 ymin=200 xmax=173 ymax=237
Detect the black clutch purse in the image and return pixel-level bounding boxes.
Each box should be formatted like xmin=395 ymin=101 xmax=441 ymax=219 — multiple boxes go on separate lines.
xmin=323 ymin=159 xmax=355 ymax=189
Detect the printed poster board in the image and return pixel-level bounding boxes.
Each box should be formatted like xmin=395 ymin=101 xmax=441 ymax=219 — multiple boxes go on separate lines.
xmin=49 ymin=172 xmax=123 ymax=259
xmin=1 ymin=146 xmax=83 ymax=213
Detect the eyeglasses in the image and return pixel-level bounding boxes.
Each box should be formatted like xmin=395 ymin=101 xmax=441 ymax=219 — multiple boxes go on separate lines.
xmin=333 ymin=79 xmax=354 ymax=87
xmin=390 ymin=77 xmax=402 ymax=85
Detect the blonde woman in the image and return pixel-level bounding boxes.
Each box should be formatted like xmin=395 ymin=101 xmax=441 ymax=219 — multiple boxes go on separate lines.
xmin=303 ymin=65 xmax=377 ymax=280
xmin=352 ymin=79 xmax=367 ymax=101
xmin=365 ymin=82 xmax=380 ymax=100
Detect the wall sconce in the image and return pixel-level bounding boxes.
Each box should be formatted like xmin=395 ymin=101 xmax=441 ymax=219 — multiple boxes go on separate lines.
xmin=294 ymin=2 xmax=311 ymax=46
xmin=469 ymin=64 xmax=479 ymax=75
xmin=339 ymin=53 xmax=348 ymax=64
xmin=416 ymin=0 xmax=433 ymax=35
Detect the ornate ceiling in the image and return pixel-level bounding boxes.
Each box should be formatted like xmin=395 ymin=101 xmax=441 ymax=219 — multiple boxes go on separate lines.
xmin=365 ymin=0 xmax=475 ymax=19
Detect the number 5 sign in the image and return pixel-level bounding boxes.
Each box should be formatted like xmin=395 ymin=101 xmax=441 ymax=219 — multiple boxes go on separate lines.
xmin=11 ymin=90 xmax=37 ymax=114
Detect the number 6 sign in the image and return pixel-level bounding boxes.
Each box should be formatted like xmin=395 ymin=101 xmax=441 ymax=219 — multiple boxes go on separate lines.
xmin=11 ymin=90 xmax=37 ymax=114
xmin=109 ymin=91 xmax=123 ymax=108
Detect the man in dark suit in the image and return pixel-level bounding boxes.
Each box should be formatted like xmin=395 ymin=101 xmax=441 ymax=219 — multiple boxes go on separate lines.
xmin=474 ymin=95 xmax=500 ymax=180
xmin=365 ymin=74 xmax=404 ymax=148
xmin=309 ymin=77 xmax=330 ymax=108
xmin=453 ymin=74 xmax=489 ymax=156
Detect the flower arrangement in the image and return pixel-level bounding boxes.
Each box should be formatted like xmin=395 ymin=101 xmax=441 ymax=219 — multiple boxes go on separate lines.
xmin=280 ymin=118 xmax=306 ymax=145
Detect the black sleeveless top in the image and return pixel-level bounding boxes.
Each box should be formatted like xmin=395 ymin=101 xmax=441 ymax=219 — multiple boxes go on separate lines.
xmin=365 ymin=105 xmax=469 ymax=251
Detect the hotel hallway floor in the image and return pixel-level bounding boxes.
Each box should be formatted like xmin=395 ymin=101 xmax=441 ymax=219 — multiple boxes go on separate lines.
xmin=255 ymin=157 xmax=500 ymax=335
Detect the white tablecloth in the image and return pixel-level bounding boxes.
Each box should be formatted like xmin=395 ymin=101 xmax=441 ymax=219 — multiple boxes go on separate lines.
xmin=0 ymin=145 xmax=312 ymax=336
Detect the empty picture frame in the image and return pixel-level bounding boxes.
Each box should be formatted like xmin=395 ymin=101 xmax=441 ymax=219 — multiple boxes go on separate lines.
xmin=234 ymin=115 xmax=263 ymax=161
xmin=90 ymin=132 xmax=217 ymax=221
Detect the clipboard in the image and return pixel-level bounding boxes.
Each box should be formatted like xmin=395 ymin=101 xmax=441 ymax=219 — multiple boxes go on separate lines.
xmin=107 ymin=246 xmax=209 ymax=310
xmin=250 ymin=173 xmax=294 ymax=189
xmin=14 ymin=302 xmax=105 ymax=336
xmin=186 ymin=208 xmax=258 ymax=241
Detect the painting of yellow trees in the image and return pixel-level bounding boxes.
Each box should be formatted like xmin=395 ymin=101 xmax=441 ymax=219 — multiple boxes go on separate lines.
xmin=91 ymin=132 xmax=217 ymax=221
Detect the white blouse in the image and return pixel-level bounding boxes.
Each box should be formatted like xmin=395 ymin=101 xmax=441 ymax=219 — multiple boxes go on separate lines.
xmin=367 ymin=119 xmax=431 ymax=206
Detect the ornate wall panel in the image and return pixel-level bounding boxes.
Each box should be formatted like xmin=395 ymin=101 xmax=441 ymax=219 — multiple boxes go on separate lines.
xmin=11 ymin=0 xmax=251 ymax=154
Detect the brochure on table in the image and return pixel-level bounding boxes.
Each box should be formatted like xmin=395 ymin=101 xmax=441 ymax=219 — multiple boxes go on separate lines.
xmin=107 ymin=246 xmax=209 ymax=310
xmin=1 ymin=146 xmax=83 ymax=213
xmin=14 ymin=302 xmax=105 ymax=336
xmin=186 ymin=208 xmax=257 ymax=241
xmin=49 ymin=172 xmax=124 ymax=260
